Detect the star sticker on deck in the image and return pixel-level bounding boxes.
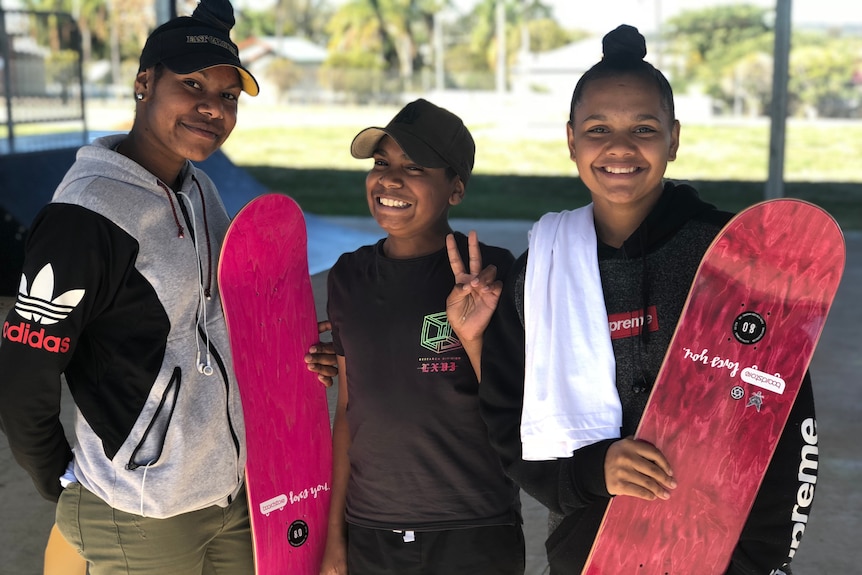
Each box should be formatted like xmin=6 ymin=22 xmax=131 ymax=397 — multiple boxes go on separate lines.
xmin=746 ymin=391 xmax=764 ymax=412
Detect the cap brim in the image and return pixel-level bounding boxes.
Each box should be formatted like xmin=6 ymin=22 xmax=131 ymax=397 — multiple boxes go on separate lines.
xmin=163 ymin=56 xmax=260 ymax=97
xmin=350 ymin=126 xmax=447 ymax=169
xmin=350 ymin=127 xmax=386 ymax=159
xmin=235 ymin=67 xmax=259 ymax=97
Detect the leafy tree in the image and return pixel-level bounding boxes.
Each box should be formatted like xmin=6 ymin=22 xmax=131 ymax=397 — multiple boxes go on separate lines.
xmin=526 ymin=18 xmax=585 ymax=53
xmin=309 ymin=0 xmax=578 ymax=93
xmin=452 ymin=0 xmax=570 ymax=86
xmin=235 ymin=8 xmax=294 ymax=39
xmin=667 ymin=3 xmax=862 ymax=118
xmin=265 ymin=57 xmax=303 ymax=101
xmin=665 ymin=4 xmax=772 ymax=93
xmin=235 ymin=0 xmax=334 ymax=44
xmin=324 ymin=1 xmax=383 ymax=65
xmin=320 ymin=1 xmax=385 ymax=97
xmin=789 ymin=37 xmax=862 ymax=117
xmin=718 ymin=51 xmax=773 ymax=116
xmin=276 ymin=0 xmax=334 ymax=42
xmin=21 ymin=0 xmax=151 ymax=85
xmin=324 ymin=0 xmax=451 ymax=78
xmin=20 ymin=0 xmax=104 ymax=62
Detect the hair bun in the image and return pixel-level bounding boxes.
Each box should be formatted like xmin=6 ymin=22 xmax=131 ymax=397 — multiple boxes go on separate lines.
xmin=191 ymin=0 xmax=235 ymax=32
xmin=602 ymin=24 xmax=647 ymax=62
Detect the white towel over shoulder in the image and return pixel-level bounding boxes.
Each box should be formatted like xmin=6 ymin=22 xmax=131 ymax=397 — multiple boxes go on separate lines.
xmin=521 ymin=205 xmax=621 ymax=461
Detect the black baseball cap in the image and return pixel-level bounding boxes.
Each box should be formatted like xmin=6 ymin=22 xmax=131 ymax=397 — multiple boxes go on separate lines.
xmin=350 ymin=99 xmax=475 ymax=185
xmin=139 ymin=0 xmax=259 ymax=96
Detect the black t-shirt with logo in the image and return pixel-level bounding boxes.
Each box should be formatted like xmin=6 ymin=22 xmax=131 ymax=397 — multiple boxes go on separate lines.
xmin=327 ymin=232 xmax=518 ymax=531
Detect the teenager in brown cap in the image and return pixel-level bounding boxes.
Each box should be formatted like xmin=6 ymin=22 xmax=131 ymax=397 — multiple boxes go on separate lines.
xmin=0 ymin=0 xmax=335 ymax=573
xmin=321 ymin=99 xmax=525 ymax=575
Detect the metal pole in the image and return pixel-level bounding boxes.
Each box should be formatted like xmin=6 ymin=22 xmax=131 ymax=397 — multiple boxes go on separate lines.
xmin=72 ymin=12 xmax=87 ymax=142
xmin=1 ymin=7 xmax=15 ymax=152
xmin=154 ymin=0 xmax=172 ymax=27
xmin=495 ymin=0 xmax=506 ymax=95
xmin=434 ymin=11 xmax=444 ymax=91
xmin=765 ymin=0 xmax=792 ymax=200
xmin=655 ymin=0 xmax=662 ymax=69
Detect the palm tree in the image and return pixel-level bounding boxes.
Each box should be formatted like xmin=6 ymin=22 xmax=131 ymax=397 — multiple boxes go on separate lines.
xmin=327 ymin=0 xmax=453 ymax=78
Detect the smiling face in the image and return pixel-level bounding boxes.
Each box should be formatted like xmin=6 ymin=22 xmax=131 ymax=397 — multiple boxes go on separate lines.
xmin=567 ymin=73 xmax=680 ymax=218
xmin=365 ymin=135 xmax=464 ymax=258
xmin=131 ymin=64 xmax=241 ymax=184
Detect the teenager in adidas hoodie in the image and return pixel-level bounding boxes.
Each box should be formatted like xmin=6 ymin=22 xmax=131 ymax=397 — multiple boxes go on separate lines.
xmin=0 ymin=1 xmax=335 ymax=572
xmin=447 ymin=25 xmax=816 ymax=575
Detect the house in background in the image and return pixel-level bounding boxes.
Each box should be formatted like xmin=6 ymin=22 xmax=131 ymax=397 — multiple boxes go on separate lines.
xmin=510 ymin=36 xmax=712 ymax=122
xmin=510 ymin=38 xmax=601 ymax=100
xmin=239 ymin=35 xmax=328 ymax=104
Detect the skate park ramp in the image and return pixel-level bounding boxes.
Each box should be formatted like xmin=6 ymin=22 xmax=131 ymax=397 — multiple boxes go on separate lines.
xmin=0 ymin=131 xmax=380 ymax=296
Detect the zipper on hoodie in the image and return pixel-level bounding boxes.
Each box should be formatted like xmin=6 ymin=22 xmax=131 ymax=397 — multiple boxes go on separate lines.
xmin=202 ymin=325 xmax=242 ymax=461
xmin=127 ymin=367 xmax=181 ymax=470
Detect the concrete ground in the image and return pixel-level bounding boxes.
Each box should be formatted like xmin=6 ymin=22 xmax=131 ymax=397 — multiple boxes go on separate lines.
xmin=1 ymin=218 xmax=859 ymax=574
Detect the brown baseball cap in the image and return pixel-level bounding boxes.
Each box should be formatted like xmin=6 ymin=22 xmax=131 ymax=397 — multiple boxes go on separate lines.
xmin=350 ymin=99 xmax=475 ymax=185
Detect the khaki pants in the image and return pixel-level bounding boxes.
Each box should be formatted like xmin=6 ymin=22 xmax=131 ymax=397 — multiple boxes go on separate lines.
xmin=56 ymin=482 xmax=254 ymax=575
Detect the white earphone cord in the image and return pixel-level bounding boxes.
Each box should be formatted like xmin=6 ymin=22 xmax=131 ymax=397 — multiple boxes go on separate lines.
xmin=177 ymin=191 xmax=213 ymax=376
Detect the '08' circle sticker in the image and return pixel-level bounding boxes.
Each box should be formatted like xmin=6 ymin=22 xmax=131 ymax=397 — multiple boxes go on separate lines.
xmin=288 ymin=520 xmax=309 ymax=547
xmin=732 ymin=311 xmax=767 ymax=344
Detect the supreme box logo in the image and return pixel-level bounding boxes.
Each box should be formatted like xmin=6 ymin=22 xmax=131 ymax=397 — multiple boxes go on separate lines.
xmin=608 ymin=306 xmax=658 ymax=340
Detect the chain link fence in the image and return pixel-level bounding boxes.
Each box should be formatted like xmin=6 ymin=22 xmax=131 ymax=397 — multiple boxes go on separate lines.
xmin=0 ymin=8 xmax=87 ymax=154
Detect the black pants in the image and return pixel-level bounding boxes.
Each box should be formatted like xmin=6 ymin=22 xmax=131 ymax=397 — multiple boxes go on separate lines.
xmin=347 ymin=523 xmax=526 ymax=575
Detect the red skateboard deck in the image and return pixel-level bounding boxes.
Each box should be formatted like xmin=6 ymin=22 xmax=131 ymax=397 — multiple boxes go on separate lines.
xmin=582 ymin=199 xmax=845 ymax=574
xmin=218 ymin=194 xmax=332 ymax=574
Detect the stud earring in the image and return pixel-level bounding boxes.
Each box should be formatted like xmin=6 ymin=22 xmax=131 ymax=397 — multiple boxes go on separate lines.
xmin=135 ymin=93 xmax=144 ymax=101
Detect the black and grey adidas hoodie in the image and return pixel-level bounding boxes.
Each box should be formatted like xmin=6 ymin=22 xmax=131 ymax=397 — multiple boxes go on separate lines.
xmin=479 ymin=182 xmax=817 ymax=575
xmin=0 ymin=134 xmax=246 ymax=519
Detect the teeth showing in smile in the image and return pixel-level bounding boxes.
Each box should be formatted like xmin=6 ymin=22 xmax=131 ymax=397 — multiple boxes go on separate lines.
xmin=603 ymin=166 xmax=638 ymax=174
xmin=379 ymin=197 xmax=410 ymax=208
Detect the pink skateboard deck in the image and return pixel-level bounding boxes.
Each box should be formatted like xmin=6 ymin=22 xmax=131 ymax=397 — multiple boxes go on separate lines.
xmin=582 ymin=199 xmax=844 ymax=574
xmin=219 ymin=194 xmax=332 ymax=574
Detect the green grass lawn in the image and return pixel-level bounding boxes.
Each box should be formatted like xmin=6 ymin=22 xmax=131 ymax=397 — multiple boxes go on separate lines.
xmin=222 ymin=120 xmax=862 ymax=230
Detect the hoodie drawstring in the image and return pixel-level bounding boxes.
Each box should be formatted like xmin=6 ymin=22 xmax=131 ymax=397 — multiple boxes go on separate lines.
xmin=631 ymin=224 xmax=652 ymax=395
xmin=139 ymin=460 xmax=154 ymax=517
xmin=158 ymin=180 xmax=185 ymax=239
xmin=638 ymin=223 xmax=651 ymax=346
xmin=191 ymin=175 xmax=214 ymax=299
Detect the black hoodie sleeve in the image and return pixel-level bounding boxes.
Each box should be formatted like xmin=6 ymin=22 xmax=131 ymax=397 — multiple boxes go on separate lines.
xmin=725 ymin=372 xmax=817 ymax=575
xmin=479 ymin=251 xmax=612 ymax=516
xmin=0 ymin=204 xmax=132 ymax=501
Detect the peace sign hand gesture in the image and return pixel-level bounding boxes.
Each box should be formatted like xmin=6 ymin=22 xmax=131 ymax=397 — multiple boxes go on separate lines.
xmin=445 ymin=231 xmax=503 ymax=378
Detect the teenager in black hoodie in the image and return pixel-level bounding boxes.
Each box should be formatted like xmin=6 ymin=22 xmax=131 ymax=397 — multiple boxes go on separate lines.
xmin=447 ymin=24 xmax=816 ymax=575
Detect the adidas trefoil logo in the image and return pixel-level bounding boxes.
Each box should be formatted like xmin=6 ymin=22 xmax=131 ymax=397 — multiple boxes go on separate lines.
xmin=15 ymin=264 xmax=85 ymax=325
